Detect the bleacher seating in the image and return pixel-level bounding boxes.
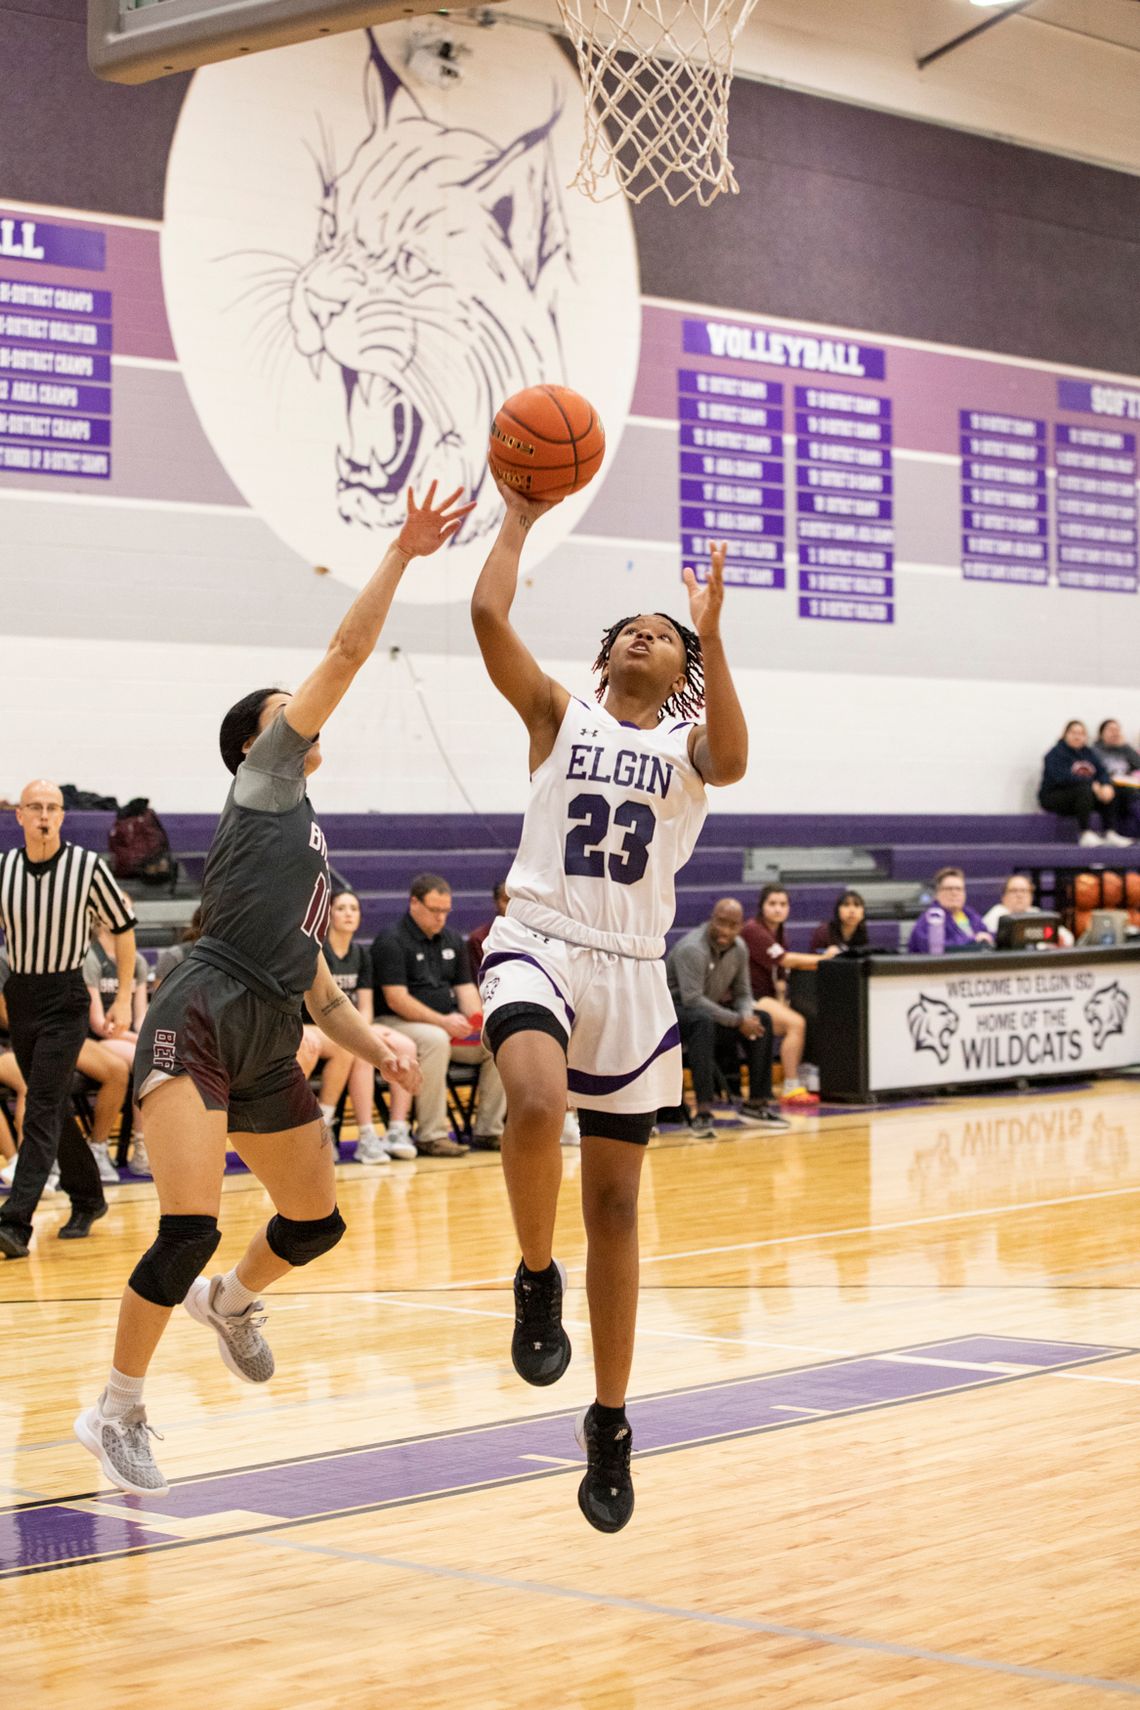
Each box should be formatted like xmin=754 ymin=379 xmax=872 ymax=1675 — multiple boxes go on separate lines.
xmin=6 ymin=808 xmax=1140 ymax=952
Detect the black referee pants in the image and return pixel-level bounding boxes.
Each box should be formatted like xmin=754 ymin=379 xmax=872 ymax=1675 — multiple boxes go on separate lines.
xmin=0 ymin=971 xmax=105 ymax=1240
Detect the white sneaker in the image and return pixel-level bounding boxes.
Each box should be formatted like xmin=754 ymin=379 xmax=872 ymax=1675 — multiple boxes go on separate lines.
xmin=1104 ymin=830 xmax=1133 ymax=847
xmin=355 ymin=1132 xmax=391 ymax=1165
xmin=185 ymin=1275 xmax=275 ymax=1383
xmin=89 ymin=1140 xmax=119 ymax=1185
xmin=383 ymin=1125 xmax=418 ymax=1161
xmin=561 ymin=1111 xmax=581 ymax=1148
xmin=1079 ymin=829 xmax=1105 ymax=847
xmin=0 ymin=1156 xmax=15 ymax=1188
xmin=74 ymin=1395 xmax=168 ymax=1495
xmin=44 ymin=1167 xmax=61 ymax=1195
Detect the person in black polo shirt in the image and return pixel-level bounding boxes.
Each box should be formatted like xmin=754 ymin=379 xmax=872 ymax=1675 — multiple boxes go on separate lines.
xmin=371 ymin=872 xmax=506 ymax=1157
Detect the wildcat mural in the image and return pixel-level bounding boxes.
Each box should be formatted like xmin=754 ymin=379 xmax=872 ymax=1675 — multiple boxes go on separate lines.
xmin=289 ymin=35 xmax=572 ymax=544
xmin=161 ymin=24 xmax=640 ymax=595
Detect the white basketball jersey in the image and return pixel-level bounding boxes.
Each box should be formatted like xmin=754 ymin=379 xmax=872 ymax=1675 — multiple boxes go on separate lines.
xmin=505 ymin=698 xmax=708 ymax=959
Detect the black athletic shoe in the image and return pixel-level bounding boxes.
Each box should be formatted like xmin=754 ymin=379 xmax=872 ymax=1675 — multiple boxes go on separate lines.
xmin=575 ymin=1404 xmax=634 ymax=1533
xmin=511 ymin=1257 xmax=571 ymax=1386
xmin=0 ymin=1225 xmax=30 ymax=1260
xmin=58 ymin=1203 xmax=108 ymax=1240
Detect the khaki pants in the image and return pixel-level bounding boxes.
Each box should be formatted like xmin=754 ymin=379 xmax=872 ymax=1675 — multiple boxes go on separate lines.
xmin=376 ymin=1017 xmax=506 ymax=1143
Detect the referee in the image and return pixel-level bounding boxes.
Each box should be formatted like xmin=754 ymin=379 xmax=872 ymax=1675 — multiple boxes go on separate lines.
xmin=0 ymin=779 xmax=138 ymax=1259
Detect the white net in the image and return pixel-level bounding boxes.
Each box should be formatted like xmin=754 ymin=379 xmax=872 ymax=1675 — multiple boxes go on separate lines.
xmin=555 ymin=0 xmax=760 ymax=206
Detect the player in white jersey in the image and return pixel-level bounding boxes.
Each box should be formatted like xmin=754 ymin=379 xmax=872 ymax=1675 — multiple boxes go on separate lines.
xmin=471 ymin=479 xmax=748 ymax=1532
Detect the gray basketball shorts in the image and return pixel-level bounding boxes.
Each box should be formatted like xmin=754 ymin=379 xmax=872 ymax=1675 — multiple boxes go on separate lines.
xmin=134 ymin=960 xmax=320 ymax=1134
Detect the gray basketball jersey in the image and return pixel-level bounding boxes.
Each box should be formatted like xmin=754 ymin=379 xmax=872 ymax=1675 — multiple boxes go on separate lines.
xmin=197 ymin=712 xmax=330 ymax=999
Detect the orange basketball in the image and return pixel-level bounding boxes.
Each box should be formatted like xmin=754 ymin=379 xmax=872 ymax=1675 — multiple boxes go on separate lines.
xmin=488 ymin=384 xmax=605 ymax=501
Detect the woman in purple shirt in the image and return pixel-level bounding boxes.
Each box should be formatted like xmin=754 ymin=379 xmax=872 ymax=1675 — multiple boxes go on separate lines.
xmin=907 ymin=867 xmax=994 ymax=953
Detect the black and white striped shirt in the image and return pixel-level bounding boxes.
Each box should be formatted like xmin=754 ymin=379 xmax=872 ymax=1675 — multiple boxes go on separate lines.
xmin=0 ymin=843 xmax=136 ymax=975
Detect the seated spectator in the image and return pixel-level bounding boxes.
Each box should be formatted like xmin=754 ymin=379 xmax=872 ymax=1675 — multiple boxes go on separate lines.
xmin=153 ymin=905 xmax=203 ymax=987
xmin=301 ymin=889 xmax=418 ymax=1165
xmin=371 ymin=872 xmax=506 ymax=1157
xmin=907 ymin=867 xmax=994 ymax=953
xmin=810 ymin=890 xmax=868 ymax=952
xmin=741 ymin=885 xmax=838 ymax=1107
xmin=467 ymin=881 xmax=509 ymax=981
xmin=83 ymin=920 xmax=150 ymax=1179
xmin=982 ymin=873 xmax=1075 ymax=948
xmin=666 ymin=899 xmax=789 ymax=1136
xmin=1093 ymin=720 xmax=1140 ymax=836
xmin=0 ymin=946 xmax=130 ymax=1189
xmin=1039 ymin=720 xmax=1130 ymax=848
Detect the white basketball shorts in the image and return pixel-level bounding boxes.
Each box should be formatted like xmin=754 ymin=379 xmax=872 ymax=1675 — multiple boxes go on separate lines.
xmin=478 ymin=916 xmax=681 ymax=1116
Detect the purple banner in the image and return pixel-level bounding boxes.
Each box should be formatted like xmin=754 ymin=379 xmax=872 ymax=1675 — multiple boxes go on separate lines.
xmin=677 ymin=368 xmax=781 ymax=403
xmin=794 ymin=385 xmax=890 ymax=416
xmin=0 ymin=346 xmax=110 ymax=383
xmin=0 ymin=410 xmax=111 ymax=447
xmin=799 ymin=595 xmax=893 ymax=624
xmin=680 ymin=422 xmax=780 ymax=456
xmin=799 ymin=545 xmax=893 ymax=571
xmin=0 ymin=215 xmax=105 ymax=272
xmin=682 ymin=317 xmax=886 ymax=381
xmin=680 ymin=505 xmax=784 ymax=536
xmin=680 ymin=451 xmax=783 ymax=483
xmin=678 ymin=395 xmax=783 ymax=430
xmin=0 ymin=443 xmax=110 ymax=478
xmin=1056 ymin=422 xmax=1136 ymax=453
xmin=800 ymin=569 xmax=894 ymax=597
xmin=0 ymin=279 xmax=112 ymax=319
xmin=795 ymin=410 xmax=892 ymax=445
xmin=796 ymin=437 xmax=889 ymax=468
xmin=958 ymin=432 xmax=1044 ymax=463
xmin=0 ymin=311 xmax=111 ymax=352
xmin=0 ymin=378 xmax=110 ymax=414
xmin=797 ymin=492 xmax=892 ymax=520
xmin=680 ymin=479 xmax=783 ymax=510
xmin=1058 ymin=569 xmax=1139 ymax=592
xmin=681 ymin=533 xmax=783 ymax=563
xmin=1057 ymin=378 xmax=1140 ymax=422
xmin=797 ymin=467 xmax=894 ymax=496
xmin=963 ymin=561 xmax=1049 ymax=585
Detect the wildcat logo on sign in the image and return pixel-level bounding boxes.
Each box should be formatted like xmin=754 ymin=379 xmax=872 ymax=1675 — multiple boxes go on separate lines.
xmin=1085 ymin=981 xmax=1130 ymax=1048
xmin=907 ymin=994 xmax=959 ymax=1065
xmin=161 ymin=26 xmax=639 ymax=601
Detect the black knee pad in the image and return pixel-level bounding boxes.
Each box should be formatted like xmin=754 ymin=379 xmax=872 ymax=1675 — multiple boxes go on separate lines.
xmin=129 ymin=1214 xmax=221 ymax=1308
xmin=265 ymin=1206 xmax=346 ymax=1268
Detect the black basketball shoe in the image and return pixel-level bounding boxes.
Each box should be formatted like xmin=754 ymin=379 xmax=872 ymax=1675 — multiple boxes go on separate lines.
xmin=575 ymin=1404 xmax=634 ymax=1533
xmin=511 ymin=1257 xmax=571 ymax=1386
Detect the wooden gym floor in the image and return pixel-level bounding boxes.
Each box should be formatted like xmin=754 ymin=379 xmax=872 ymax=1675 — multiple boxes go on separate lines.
xmin=3 ymin=1078 xmax=1139 ymax=1707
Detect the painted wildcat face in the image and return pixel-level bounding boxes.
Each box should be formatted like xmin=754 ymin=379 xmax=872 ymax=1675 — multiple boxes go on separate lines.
xmin=289 ymin=36 xmax=571 ymax=543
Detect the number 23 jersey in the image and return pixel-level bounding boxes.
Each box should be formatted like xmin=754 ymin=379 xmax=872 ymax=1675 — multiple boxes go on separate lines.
xmin=505 ymin=699 xmax=708 ymax=959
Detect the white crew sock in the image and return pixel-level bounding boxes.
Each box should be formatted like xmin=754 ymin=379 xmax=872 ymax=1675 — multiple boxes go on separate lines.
xmin=356 ymin=1124 xmax=379 ymax=1143
xmin=319 ymin=1103 xmax=337 ymax=1126
xmin=103 ymin=1365 xmax=145 ymax=1420
xmin=387 ymin=1119 xmax=410 ymax=1135
xmin=213 ymin=1269 xmax=261 ymax=1317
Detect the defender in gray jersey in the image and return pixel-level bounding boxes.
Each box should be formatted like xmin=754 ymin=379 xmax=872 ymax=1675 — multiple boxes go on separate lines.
xmin=76 ymin=482 xmax=472 ymax=1497
xmin=471 ymin=478 xmax=749 ymax=1533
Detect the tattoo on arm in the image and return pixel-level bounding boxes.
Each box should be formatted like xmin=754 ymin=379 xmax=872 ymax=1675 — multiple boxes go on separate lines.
xmin=319 ymin=992 xmax=348 ymax=1018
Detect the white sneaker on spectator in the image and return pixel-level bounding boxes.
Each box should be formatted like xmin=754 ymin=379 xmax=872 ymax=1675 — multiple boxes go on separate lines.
xmin=44 ymin=1167 xmax=61 ymax=1195
xmin=1104 ymin=830 xmax=1133 ymax=847
xmin=89 ymin=1140 xmax=119 ymax=1185
xmin=355 ymin=1132 xmax=391 ymax=1165
xmin=560 ymin=1111 xmax=581 ymax=1148
xmin=130 ymin=1139 xmax=152 ymax=1177
xmin=1079 ymin=830 xmax=1105 ymax=847
xmin=384 ymin=1123 xmax=418 ymax=1161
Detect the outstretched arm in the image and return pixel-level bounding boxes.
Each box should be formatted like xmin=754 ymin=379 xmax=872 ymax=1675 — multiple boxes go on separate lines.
xmin=305 ymin=956 xmax=422 ymax=1096
xmin=685 ymin=544 xmax=748 ymax=787
xmin=286 ymin=483 xmax=474 ymax=741
xmin=470 ymin=479 xmax=569 ymax=772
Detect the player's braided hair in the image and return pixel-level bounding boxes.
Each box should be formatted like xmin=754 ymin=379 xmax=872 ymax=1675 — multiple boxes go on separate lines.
xmin=592 ymin=614 xmax=705 ymax=721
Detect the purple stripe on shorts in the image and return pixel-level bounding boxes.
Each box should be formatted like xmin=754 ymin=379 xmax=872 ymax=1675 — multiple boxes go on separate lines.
xmin=567 ymin=1022 xmax=680 ymax=1096
xmin=479 ymin=952 xmax=576 ymax=1026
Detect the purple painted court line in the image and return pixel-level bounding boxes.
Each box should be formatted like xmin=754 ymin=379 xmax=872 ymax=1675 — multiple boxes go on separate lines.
xmin=1 ymin=1334 xmax=1131 ymax=1578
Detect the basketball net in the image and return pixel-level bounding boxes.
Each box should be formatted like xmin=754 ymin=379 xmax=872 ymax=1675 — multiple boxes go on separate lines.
xmin=555 ymin=0 xmax=759 ymax=206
